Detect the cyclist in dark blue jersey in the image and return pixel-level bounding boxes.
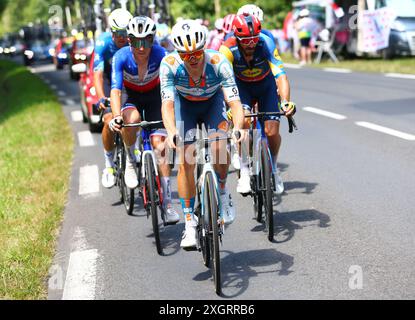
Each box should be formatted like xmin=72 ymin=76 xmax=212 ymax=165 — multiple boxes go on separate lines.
xmin=93 ymin=8 xmax=132 ymax=189
xmin=109 ymin=16 xmax=180 ymax=224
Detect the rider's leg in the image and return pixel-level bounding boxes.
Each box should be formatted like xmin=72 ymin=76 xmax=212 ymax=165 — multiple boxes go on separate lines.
xmin=101 ymin=109 xmax=117 ymax=188
xmin=121 ymin=105 xmax=140 ymax=188
xmin=151 ymin=133 xmax=179 ymax=224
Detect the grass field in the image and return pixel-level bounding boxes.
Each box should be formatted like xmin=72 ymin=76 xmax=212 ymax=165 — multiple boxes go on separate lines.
xmin=280 ymin=53 xmax=415 ymax=75
xmin=0 ymin=60 xmax=73 ymax=299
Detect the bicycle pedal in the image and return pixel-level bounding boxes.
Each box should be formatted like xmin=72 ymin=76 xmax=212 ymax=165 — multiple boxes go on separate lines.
xmin=182 ymin=245 xmax=198 ymax=252
xmin=240 ymin=192 xmax=251 ymax=197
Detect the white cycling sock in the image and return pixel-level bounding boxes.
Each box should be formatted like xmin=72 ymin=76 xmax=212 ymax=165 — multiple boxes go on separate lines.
xmin=239 ymin=156 xmax=250 ymax=177
xmin=104 ymin=149 xmax=115 ymax=168
xmin=125 ymin=144 xmax=136 ymax=164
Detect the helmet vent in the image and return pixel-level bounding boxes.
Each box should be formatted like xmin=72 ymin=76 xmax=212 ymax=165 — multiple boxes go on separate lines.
xmin=186 ymin=34 xmax=191 ymax=47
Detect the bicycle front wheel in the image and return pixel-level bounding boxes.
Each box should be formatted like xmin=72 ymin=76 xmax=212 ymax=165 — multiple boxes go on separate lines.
xmin=204 ymin=172 xmax=221 ymax=295
xmin=260 ymin=142 xmax=274 ymax=242
xmin=144 ymin=153 xmax=162 ymax=255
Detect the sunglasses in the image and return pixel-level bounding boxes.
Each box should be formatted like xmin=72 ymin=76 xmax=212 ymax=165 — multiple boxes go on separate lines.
xmin=236 ymin=36 xmax=260 ymax=46
xmin=178 ymin=49 xmax=204 ymax=62
xmin=112 ymin=30 xmax=128 ymax=38
xmin=129 ymin=36 xmax=154 ymax=49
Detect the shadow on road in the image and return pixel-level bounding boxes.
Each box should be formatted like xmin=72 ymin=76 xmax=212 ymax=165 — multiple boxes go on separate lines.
xmin=193 ymin=248 xmax=294 ymax=298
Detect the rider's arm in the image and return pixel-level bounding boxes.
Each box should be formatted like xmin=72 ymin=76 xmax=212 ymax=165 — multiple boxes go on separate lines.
xmin=263 ymin=34 xmax=291 ymax=102
xmin=159 ymin=58 xmax=177 ymax=137
xmin=110 ymin=51 xmax=124 ymax=118
xmin=93 ymin=37 xmax=107 ymax=100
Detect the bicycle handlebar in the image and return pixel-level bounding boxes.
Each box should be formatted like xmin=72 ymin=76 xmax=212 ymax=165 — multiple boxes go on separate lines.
xmin=122 ymin=120 xmax=164 ymax=129
xmin=244 ymin=111 xmax=298 ymax=133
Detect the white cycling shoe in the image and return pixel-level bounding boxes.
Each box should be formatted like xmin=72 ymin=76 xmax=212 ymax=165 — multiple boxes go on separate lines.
xmin=124 ymin=161 xmax=138 ymax=189
xmin=102 ymin=167 xmax=115 ymax=188
xmin=231 ymin=151 xmax=240 ymax=170
xmin=273 ymin=169 xmax=284 ymax=195
xmin=220 ymin=189 xmax=236 ymax=225
xmin=237 ymin=173 xmax=251 ymax=194
xmin=180 ymin=225 xmax=197 ymax=249
xmin=164 ymin=203 xmax=180 ymax=225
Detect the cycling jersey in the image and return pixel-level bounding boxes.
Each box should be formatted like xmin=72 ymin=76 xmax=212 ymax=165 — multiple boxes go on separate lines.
xmin=93 ymin=32 xmax=127 ymax=79
xmin=219 ymin=33 xmax=286 ymax=82
xmin=111 ymin=45 xmax=166 ymax=93
xmin=159 ymin=49 xmax=240 ymax=103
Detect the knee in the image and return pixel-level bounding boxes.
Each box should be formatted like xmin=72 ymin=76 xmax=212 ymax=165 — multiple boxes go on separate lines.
xmin=264 ymin=121 xmax=280 ymax=137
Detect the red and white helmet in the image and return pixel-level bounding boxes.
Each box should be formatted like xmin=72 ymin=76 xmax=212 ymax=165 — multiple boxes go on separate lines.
xmin=233 ymin=14 xmax=261 ymax=37
xmin=223 ymin=14 xmax=236 ymax=34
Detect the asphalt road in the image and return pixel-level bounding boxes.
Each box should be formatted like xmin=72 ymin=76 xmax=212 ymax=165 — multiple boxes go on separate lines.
xmin=34 ymin=61 xmax=415 ymax=300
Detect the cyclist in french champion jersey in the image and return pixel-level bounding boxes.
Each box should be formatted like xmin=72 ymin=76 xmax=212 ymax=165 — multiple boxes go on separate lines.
xmin=93 ymin=8 xmax=132 ymax=189
xmin=109 ymin=16 xmax=180 ymax=224
xmin=220 ymin=14 xmax=296 ymax=196
xmin=160 ymin=20 xmax=246 ymax=250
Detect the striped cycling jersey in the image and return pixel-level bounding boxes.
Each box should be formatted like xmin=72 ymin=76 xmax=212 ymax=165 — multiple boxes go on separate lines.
xmin=219 ymin=33 xmax=286 ymax=82
xmin=111 ymin=45 xmax=166 ymax=93
xmin=159 ymin=49 xmax=240 ymax=102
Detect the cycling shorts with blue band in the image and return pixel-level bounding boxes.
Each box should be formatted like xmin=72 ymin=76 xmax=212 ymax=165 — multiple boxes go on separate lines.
xmin=111 ymin=44 xmax=167 ymax=135
xmin=93 ymin=32 xmax=127 ymax=79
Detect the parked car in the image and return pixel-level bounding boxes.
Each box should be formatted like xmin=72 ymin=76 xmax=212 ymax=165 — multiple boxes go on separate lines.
xmin=69 ymin=38 xmax=94 ymax=80
xmin=72 ymin=50 xmax=102 ymax=132
xmin=53 ymin=37 xmax=73 ymax=70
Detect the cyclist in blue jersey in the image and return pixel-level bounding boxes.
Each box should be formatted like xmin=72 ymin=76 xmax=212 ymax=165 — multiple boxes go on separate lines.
xmin=220 ymin=14 xmax=296 ymax=196
xmin=160 ymin=19 xmax=247 ymax=249
xmin=93 ymin=8 xmax=132 ymax=189
xmin=109 ymin=16 xmax=180 ymax=224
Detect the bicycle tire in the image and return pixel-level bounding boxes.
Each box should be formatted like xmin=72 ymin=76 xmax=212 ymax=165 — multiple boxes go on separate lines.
xmin=260 ymin=142 xmax=274 ymax=242
xmin=144 ymin=153 xmax=162 ymax=255
xmin=205 ymin=172 xmax=221 ymax=295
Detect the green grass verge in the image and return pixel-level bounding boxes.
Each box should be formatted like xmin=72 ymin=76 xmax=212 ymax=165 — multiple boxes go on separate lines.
xmin=0 ymin=60 xmax=73 ymax=299
xmin=281 ymin=53 xmax=415 ymax=75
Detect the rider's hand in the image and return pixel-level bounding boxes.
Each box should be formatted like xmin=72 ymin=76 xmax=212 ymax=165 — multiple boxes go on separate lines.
xmin=167 ymin=132 xmax=179 ymax=149
xmin=232 ymin=128 xmax=247 ymax=144
xmin=109 ymin=115 xmax=123 ymax=132
xmin=98 ymin=97 xmax=109 ymax=111
xmin=281 ymin=101 xmax=296 ymax=117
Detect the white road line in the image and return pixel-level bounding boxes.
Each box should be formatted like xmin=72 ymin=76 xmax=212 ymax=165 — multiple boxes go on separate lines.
xmin=58 ymin=90 xmax=66 ymax=97
xmin=79 ymin=165 xmax=99 ymax=195
xmin=384 ymin=73 xmax=415 ymax=80
xmin=355 ymin=121 xmax=415 ymax=141
xmin=303 ymin=107 xmax=347 ymax=120
xmin=66 ymin=99 xmax=75 ymax=105
xmin=323 ymin=68 xmax=352 ymax=73
xmin=77 ymin=130 xmax=95 ymax=147
xmin=62 ymin=249 xmax=99 ymax=300
xmin=284 ymin=63 xmax=302 ymax=69
xmin=71 ymin=111 xmax=83 ymax=122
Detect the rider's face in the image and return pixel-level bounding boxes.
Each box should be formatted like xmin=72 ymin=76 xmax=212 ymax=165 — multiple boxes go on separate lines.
xmin=112 ymin=31 xmax=128 ymax=48
xmin=180 ymin=49 xmax=205 ymax=69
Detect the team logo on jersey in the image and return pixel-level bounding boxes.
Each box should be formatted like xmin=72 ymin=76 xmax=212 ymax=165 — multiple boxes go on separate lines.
xmin=165 ymin=56 xmax=175 ymax=66
xmin=182 ymin=24 xmax=190 ymax=31
xmin=210 ymin=54 xmax=220 ymax=65
xmin=241 ymin=68 xmax=262 ymax=78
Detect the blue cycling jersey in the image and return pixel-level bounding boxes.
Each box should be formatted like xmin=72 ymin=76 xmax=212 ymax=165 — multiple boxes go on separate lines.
xmin=159 ymin=49 xmax=240 ymax=103
xmin=93 ymin=32 xmax=127 ymax=78
xmin=111 ymin=45 xmax=166 ymax=93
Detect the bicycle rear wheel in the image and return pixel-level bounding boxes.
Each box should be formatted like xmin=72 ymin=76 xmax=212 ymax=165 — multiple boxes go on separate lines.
xmin=260 ymin=142 xmax=274 ymax=242
xmin=144 ymin=153 xmax=162 ymax=255
xmin=204 ymin=172 xmax=221 ymax=295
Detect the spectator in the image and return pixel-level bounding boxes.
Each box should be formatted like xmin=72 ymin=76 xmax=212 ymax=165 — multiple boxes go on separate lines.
xmin=295 ymin=9 xmax=314 ymax=65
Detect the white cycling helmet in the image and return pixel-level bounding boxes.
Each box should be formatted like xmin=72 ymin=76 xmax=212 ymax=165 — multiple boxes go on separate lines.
xmin=171 ymin=19 xmax=206 ymax=52
xmin=214 ymin=18 xmax=224 ymax=31
xmin=108 ymin=8 xmax=133 ymax=31
xmin=237 ymin=4 xmax=264 ymax=22
xmin=127 ymin=16 xmax=157 ymax=38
